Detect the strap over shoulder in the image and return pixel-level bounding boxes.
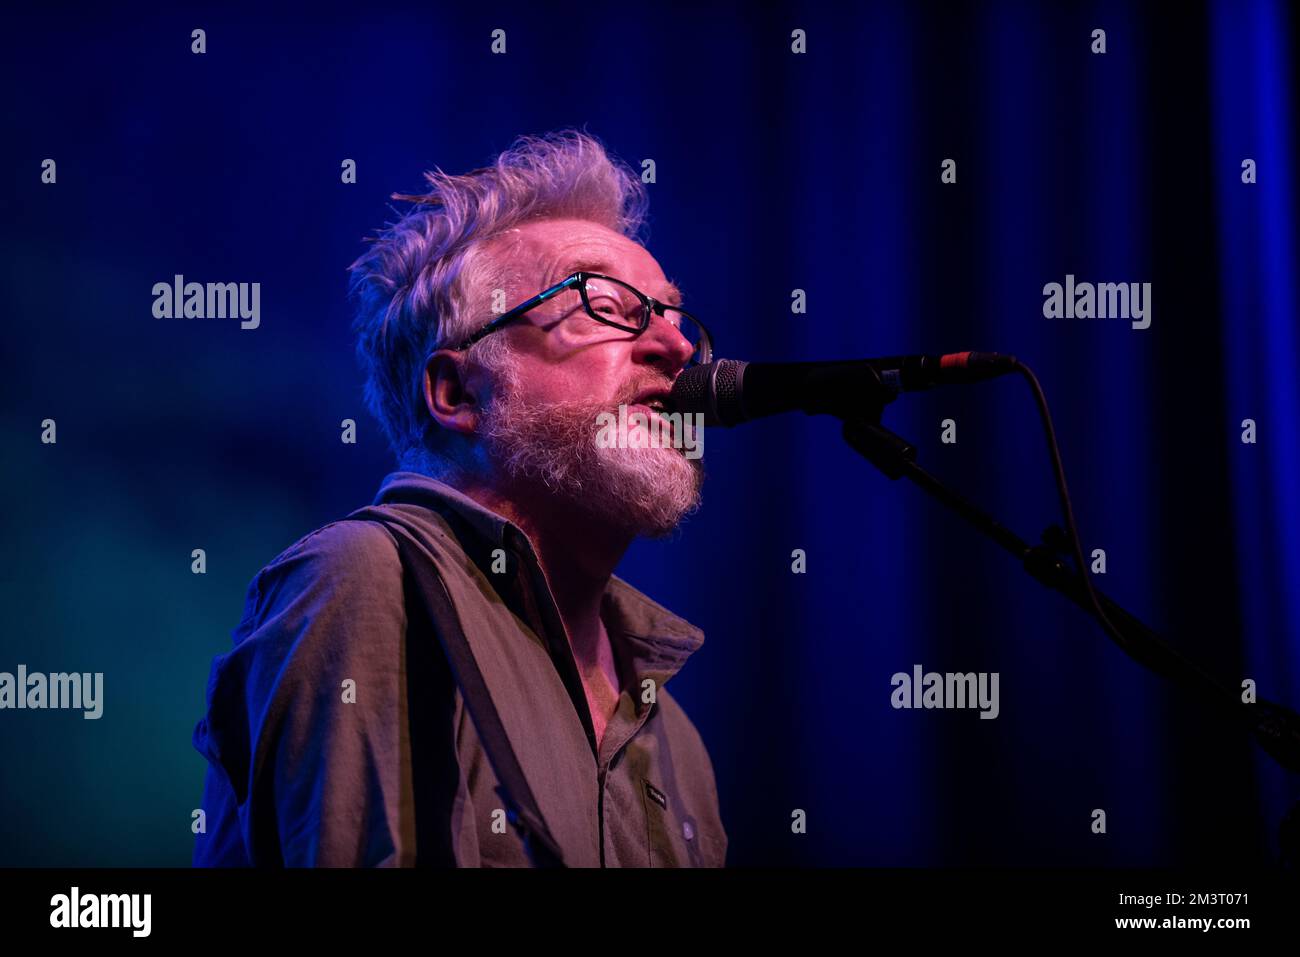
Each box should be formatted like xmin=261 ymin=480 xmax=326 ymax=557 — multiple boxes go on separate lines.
xmin=342 ymin=512 xmax=567 ymax=868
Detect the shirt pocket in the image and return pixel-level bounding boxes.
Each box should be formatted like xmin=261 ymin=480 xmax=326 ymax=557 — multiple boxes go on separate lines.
xmin=641 ymin=777 xmax=705 ymax=868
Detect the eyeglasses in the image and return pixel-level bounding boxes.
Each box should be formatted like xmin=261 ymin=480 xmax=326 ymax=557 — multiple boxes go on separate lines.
xmin=449 ymin=271 xmax=713 ymax=366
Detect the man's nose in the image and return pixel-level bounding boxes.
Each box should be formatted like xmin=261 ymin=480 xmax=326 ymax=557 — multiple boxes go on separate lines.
xmin=631 ymin=311 xmax=695 ymax=375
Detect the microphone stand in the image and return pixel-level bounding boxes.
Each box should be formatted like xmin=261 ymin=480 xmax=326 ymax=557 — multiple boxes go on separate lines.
xmin=841 ymin=410 xmax=1300 ymax=862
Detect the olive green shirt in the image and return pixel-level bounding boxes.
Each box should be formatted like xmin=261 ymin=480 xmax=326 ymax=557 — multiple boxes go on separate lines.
xmin=192 ymin=471 xmax=727 ymax=867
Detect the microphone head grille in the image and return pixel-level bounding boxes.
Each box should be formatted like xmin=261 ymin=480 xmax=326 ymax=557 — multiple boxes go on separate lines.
xmin=670 ymin=360 xmax=747 ymax=427
xmin=711 ymin=359 xmax=746 ymax=426
xmin=670 ymin=364 xmax=712 ymax=416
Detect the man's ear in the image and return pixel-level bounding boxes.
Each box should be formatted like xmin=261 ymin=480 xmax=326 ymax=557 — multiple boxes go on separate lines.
xmin=424 ymin=350 xmax=482 ymax=435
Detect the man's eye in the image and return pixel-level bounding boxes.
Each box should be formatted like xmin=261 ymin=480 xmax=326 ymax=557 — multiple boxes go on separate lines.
xmin=590 ymin=297 xmax=625 ymax=317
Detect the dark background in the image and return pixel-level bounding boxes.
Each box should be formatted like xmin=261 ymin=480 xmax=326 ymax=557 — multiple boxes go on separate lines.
xmin=2 ymin=0 xmax=1298 ymax=866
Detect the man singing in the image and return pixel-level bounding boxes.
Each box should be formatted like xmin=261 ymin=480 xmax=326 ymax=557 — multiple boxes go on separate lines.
xmin=191 ymin=130 xmax=727 ymax=867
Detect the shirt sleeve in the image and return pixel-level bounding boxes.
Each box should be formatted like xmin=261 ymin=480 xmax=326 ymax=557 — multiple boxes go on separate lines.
xmin=233 ymin=519 xmax=417 ymax=866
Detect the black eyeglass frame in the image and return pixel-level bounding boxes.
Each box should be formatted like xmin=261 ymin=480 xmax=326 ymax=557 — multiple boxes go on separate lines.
xmin=447 ymin=271 xmax=713 ymax=365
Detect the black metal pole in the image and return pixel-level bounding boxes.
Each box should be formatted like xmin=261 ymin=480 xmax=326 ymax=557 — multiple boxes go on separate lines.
xmin=840 ymin=415 xmax=1300 ymax=776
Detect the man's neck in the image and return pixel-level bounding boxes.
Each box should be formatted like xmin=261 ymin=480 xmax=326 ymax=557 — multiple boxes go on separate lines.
xmin=452 ymin=476 xmax=632 ymax=676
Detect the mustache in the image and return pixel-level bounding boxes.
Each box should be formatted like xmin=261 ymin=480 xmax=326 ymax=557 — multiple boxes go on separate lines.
xmin=612 ymin=375 xmax=676 ymax=409
xmin=491 ymin=375 xmax=678 ymax=418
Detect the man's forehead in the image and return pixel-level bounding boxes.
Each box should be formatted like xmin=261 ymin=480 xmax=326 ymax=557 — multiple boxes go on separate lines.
xmin=547 ymin=254 xmax=683 ymax=305
xmin=495 ymin=221 xmax=682 ymax=304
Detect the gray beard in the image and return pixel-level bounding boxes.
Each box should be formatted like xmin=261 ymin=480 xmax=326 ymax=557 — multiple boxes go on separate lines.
xmin=479 ymin=388 xmax=704 ymax=538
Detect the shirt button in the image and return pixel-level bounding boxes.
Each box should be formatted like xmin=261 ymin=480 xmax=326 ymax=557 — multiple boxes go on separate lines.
xmin=504 ymin=526 xmax=532 ymax=558
xmin=682 ymin=820 xmax=695 ymax=841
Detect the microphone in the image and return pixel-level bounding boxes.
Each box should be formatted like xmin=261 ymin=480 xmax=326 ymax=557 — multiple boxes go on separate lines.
xmin=670 ymin=352 xmax=1018 ymax=426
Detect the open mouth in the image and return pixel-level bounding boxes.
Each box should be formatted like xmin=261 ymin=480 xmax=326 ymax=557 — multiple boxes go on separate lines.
xmin=630 ymin=390 xmax=674 ymax=416
xmin=634 ymin=399 xmax=671 ymax=416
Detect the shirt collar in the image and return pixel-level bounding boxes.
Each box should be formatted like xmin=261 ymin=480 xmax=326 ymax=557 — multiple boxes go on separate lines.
xmin=371 ymin=471 xmax=705 ymax=686
xmin=374 ymin=469 xmax=516 ymax=550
